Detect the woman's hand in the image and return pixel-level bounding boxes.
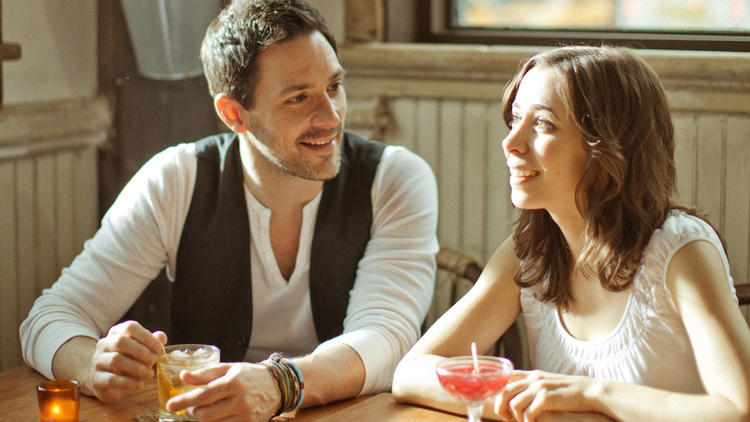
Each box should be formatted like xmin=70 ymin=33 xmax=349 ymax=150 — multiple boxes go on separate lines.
xmin=494 ymin=370 xmax=606 ymax=422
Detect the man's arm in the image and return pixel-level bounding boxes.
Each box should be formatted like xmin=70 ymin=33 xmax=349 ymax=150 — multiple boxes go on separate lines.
xmin=292 ymin=342 xmax=365 ymax=406
xmin=19 ymin=144 xmax=196 ymax=391
xmin=52 ymin=324 xmax=167 ymax=402
xmin=167 ymin=342 xmax=365 ymax=421
xmin=332 ymin=145 xmax=440 ymax=393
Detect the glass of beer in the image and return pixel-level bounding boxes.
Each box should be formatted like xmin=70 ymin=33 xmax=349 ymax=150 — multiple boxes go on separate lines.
xmin=157 ymin=344 xmax=220 ymax=422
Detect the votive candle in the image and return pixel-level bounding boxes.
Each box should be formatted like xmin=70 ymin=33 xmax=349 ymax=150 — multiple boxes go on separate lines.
xmin=37 ymin=380 xmax=81 ymax=422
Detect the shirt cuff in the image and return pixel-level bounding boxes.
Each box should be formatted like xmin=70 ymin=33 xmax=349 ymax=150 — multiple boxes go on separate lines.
xmin=36 ymin=325 xmax=99 ymax=380
xmin=321 ymin=328 xmax=395 ymax=395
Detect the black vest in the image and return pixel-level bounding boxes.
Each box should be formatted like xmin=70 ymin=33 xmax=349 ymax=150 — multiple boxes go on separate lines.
xmin=170 ymin=131 xmax=385 ymax=361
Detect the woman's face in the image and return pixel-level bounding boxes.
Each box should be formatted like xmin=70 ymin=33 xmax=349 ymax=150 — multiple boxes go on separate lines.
xmin=502 ymin=66 xmax=589 ymax=220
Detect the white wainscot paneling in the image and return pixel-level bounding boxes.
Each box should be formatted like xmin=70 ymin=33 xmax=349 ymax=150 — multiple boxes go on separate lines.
xmin=0 ymin=97 xmax=109 ymax=370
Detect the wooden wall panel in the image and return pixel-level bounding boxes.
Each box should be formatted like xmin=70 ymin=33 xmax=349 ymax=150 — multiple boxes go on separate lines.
xmin=55 ymin=152 xmax=76 ymax=271
xmin=15 ymin=160 xmax=36 ymax=344
xmin=0 ymin=161 xmax=19 ymax=369
xmin=34 ymin=155 xmax=57 ymax=295
xmin=414 ymin=99 xmax=439 ymax=172
xmin=387 ymin=98 xmax=416 ymax=151
xmin=672 ymin=113 xmax=696 ymax=206
xmin=695 ymin=115 xmax=725 ymax=230
xmin=437 ymin=100 xmax=463 ymax=249
xmin=0 ymin=95 xmax=110 ymax=370
xmin=485 ymin=103 xmax=513 ymax=257
xmin=725 ymin=117 xmax=750 ymax=321
xmin=73 ymin=148 xmax=99 ymax=249
xmin=386 ymin=98 xmax=513 ymax=263
xmin=461 ymin=102 xmax=489 ymax=261
xmin=0 ymin=146 xmax=101 ymax=371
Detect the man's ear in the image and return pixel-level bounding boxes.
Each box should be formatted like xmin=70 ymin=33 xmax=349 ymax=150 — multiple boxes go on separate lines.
xmin=214 ymin=93 xmax=249 ymax=133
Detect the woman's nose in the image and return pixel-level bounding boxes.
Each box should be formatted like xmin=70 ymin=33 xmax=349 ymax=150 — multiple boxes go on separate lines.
xmin=502 ymin=125 xmax=527 ymax=156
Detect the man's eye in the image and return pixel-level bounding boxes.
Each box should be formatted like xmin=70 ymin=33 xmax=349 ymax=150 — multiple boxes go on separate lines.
xmin=330 ymin=82 xmax=343 ymax=92
xmin=288 ymin=94 xmax=307 ymax=104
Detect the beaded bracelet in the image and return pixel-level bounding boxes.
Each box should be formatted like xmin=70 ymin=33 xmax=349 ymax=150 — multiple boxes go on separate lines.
xmin=262 ymin=353 xmax=305 ymax=415
xmin=283 ymin=357 xmax=305 ymax=412
xmin=261 ymin=359 xmax=289 ymax=416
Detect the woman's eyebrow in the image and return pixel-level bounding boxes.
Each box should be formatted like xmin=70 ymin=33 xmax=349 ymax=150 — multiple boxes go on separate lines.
xmin=512 ymin=101 xmax=560 ymax=118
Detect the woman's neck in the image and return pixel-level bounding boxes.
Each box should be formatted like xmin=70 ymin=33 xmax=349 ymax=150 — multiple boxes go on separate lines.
xmin=548 ymin=208 xmax=587 ymax=258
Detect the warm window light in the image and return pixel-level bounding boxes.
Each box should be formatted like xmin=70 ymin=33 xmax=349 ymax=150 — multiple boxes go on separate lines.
xmin=455 ymin=0 xmax=750 ymax=31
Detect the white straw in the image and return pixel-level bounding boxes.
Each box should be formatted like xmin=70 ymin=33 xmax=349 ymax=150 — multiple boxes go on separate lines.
xmin=471 ymin=342 xmax=480 ymax=373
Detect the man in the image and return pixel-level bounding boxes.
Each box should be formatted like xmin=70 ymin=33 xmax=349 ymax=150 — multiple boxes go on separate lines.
xmin=19 ymin=1 xmax=438 ymax=420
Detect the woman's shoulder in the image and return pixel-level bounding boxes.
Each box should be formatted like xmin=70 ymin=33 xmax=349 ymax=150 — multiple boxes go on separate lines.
xmin=651 ymin=210 xmax=723 ymax=252
xmin=641 ymin=209 xmax=732 ymax=287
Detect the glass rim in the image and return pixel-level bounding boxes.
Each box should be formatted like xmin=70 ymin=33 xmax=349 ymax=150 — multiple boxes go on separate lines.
xmin=37 ymin=379 xmax=81 ymax=391
xmin=160 ymin=344 xmax=220 ymax=362
xmin=436 ymin=355 xmax=514 ymax=370
xmin=163 ymin=343 xmax=219 ymax=350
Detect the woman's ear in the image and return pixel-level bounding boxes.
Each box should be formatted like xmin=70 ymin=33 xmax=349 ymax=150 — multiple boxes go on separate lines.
xmin=214 ymin=93 xmax=249 ymax=133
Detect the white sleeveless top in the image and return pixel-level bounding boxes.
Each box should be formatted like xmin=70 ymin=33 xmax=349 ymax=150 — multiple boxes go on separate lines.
xmin=520 ymin=211 xmax=737 ymax=394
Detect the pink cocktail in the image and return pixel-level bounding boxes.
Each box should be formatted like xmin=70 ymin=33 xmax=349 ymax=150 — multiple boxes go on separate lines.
xmin=436 ymin=356 xmax=513 ymax=422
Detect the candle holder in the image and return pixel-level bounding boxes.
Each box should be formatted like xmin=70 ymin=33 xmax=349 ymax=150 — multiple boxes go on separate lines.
xmin=37 ymin=380 xmax=81 ymax=422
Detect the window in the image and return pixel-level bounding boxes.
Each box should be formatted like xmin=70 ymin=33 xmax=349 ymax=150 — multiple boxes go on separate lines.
xmin=418 ymin=0 xmax=750 ymax=51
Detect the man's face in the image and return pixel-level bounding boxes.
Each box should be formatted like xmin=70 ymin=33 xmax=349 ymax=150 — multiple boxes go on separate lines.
xmin=240 ymin=31 xmax=346 ymax=181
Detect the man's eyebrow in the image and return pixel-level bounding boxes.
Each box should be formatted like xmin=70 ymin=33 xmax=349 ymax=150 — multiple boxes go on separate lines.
xmin=279 ymin=83 xmax=312 ymax=96
xmin=278 ymin=70 xmax=346 ymax=96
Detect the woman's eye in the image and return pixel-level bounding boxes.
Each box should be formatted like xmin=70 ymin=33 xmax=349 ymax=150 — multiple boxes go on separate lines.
xmin=508 ymin=114 xmax=521 ymax=128
xmin=536 ymin=118 xmax=555 ymax=131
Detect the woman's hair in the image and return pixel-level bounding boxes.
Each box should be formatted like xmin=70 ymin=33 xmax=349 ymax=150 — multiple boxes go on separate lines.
xmin=500 ymin=46 xmax=681 ymax=308
xmin=200 ymin=0 xmax=336 ymax=109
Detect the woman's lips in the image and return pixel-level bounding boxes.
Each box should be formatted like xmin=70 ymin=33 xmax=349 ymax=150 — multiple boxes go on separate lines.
xmin=508 ymin=167 xmax=539 ymax=184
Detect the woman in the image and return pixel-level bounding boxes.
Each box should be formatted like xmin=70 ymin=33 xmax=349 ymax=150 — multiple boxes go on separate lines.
xmin=392 ymin=46 xmax=750 ymax=421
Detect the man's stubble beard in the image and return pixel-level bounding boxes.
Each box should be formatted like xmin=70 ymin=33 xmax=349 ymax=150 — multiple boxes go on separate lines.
xmin=247 ymin=114 xmax=344 ymax=182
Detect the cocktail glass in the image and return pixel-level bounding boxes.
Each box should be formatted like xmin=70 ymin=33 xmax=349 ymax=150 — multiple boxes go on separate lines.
xmin=157 ymin=344 xmax=220 ymax=422
xmin=435 ymin=355 xmax=513 ymax=422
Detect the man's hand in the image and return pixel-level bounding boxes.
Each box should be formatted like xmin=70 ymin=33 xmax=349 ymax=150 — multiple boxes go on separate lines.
xmin=166 ymin=362 xmax=281 ymax=422
xmin=84 ymin=320 xmax=167 ymax=402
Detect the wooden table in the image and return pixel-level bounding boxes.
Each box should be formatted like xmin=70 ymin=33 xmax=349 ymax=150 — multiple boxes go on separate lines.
xmin=1 ymin=365 xmax=465 ymax=421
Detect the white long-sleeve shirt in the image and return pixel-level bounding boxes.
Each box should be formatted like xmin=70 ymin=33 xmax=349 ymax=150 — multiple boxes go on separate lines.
xmin=20 ymin=139 xmax=439 ymax=394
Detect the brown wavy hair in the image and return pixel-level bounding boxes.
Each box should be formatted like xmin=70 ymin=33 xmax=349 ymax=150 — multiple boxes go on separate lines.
xmin=200 ymin=0 xmax=337 ymax=109
xmin=501 ymin=46 xmax=683 ymax=309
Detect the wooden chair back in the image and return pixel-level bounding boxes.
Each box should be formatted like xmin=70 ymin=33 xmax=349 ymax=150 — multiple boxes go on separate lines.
xmin=423 ymin=247 xmax=526 ymax=368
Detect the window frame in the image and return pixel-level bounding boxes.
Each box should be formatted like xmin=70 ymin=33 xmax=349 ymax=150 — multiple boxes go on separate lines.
xmin=0 ymin=0 xmax=23 ymax=108
xmin=417 ymin=0 xmax=750 ymax=52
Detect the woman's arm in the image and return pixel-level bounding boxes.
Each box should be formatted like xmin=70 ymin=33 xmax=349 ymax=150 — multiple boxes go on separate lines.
xmin=496 ymin=240 xmax=750 ymax=422
xmin=660 ymin=239 xmax=750 ymax=421
xmin=392 ymin=236 xmax=522 ymax=420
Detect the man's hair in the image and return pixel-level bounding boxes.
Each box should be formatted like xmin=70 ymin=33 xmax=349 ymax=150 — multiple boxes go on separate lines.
xmin=200 ymin=0 xmax=337 ymax=109
xmin=500 ymin=46 xmax=680 ymax=308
